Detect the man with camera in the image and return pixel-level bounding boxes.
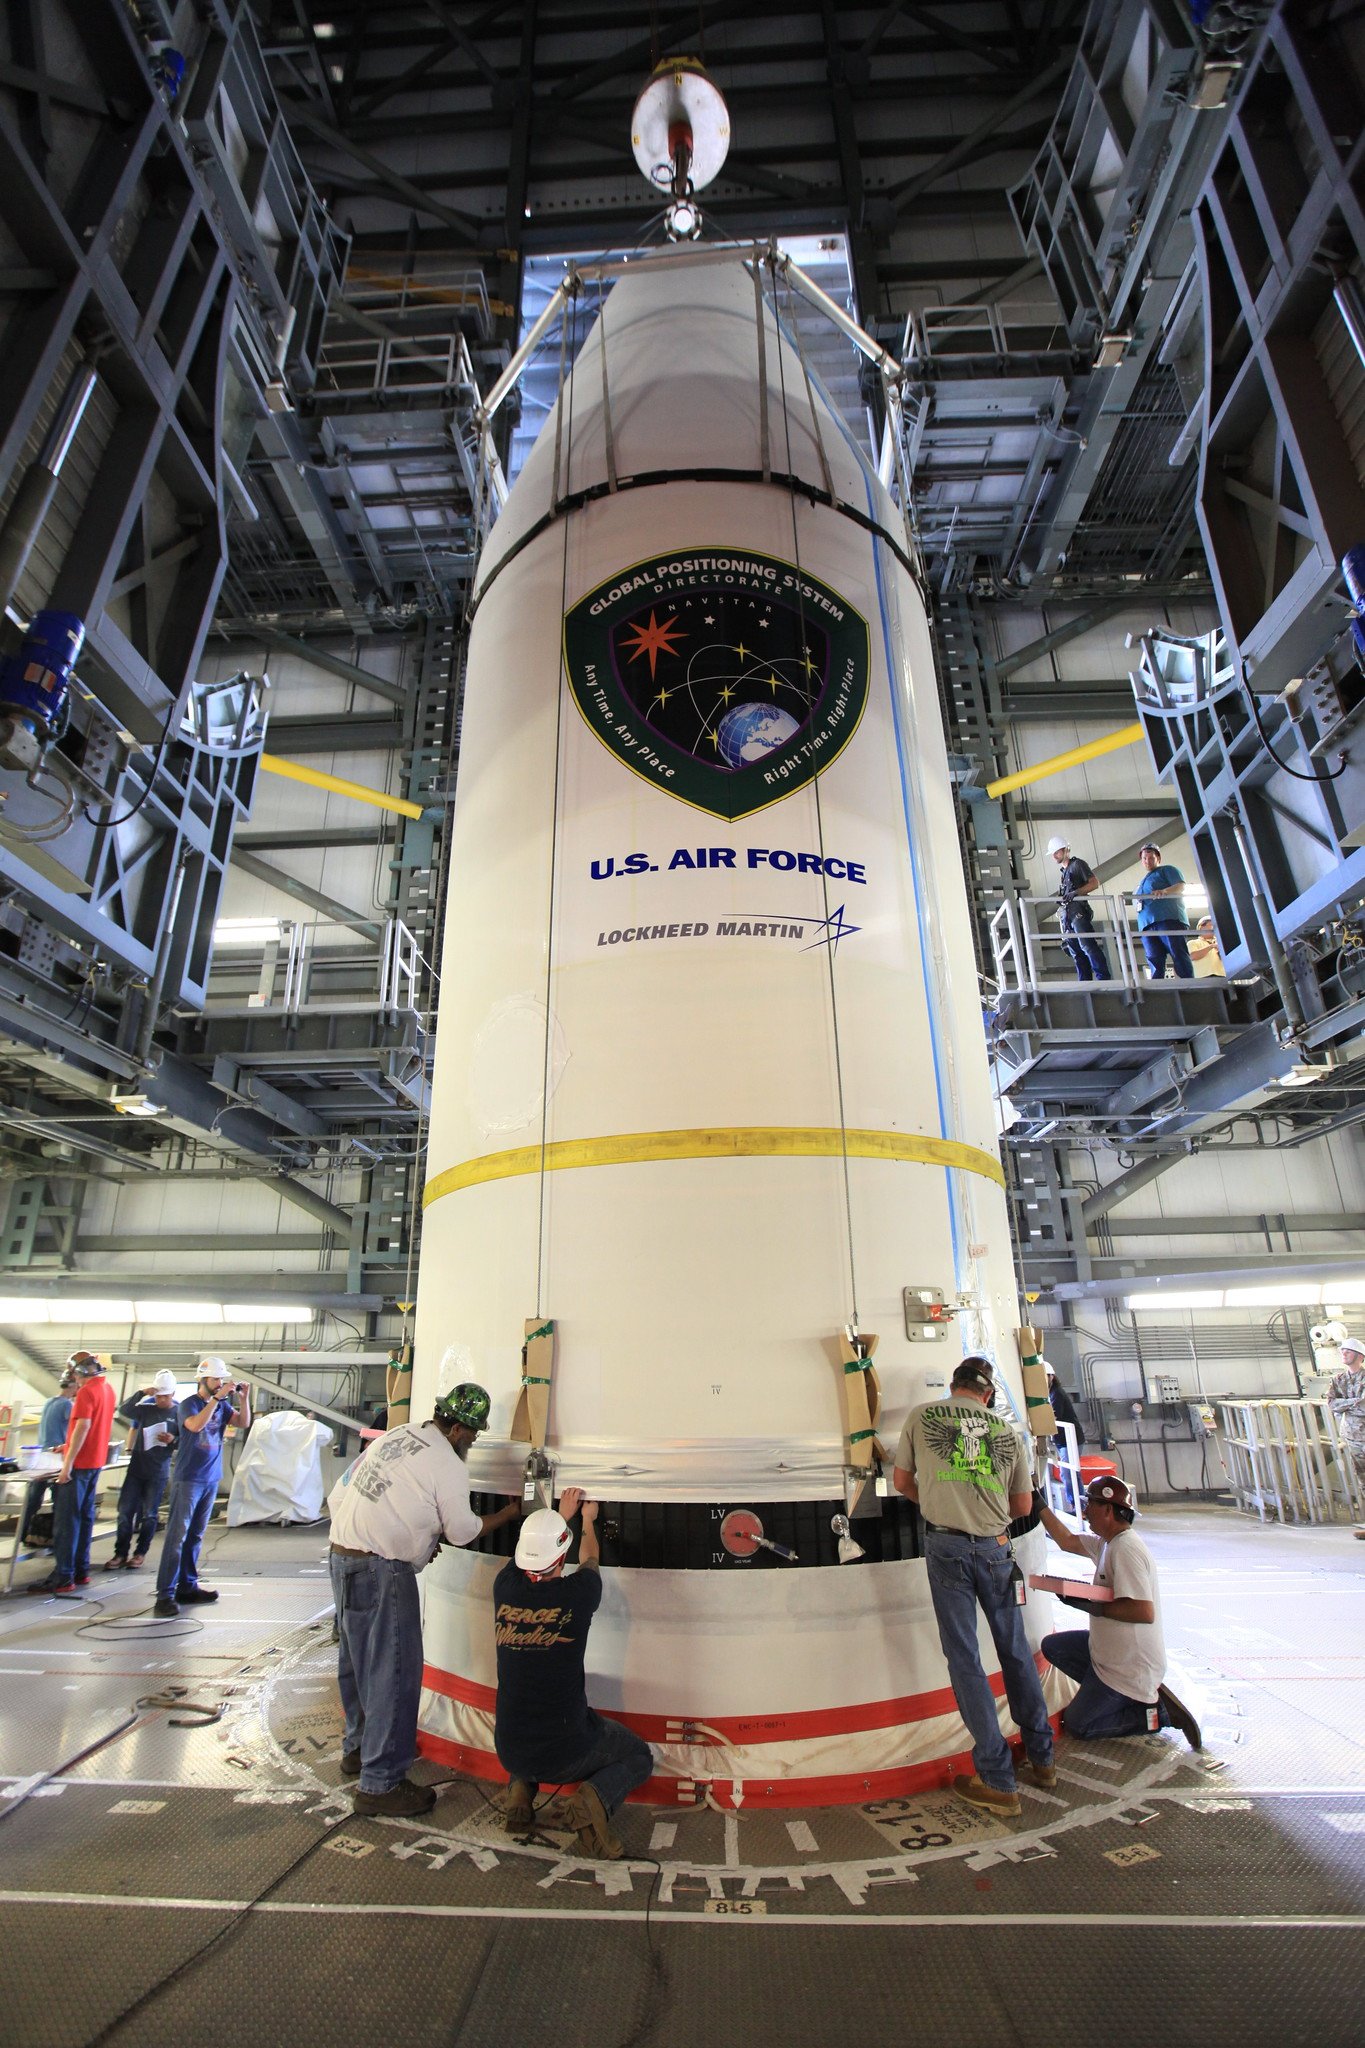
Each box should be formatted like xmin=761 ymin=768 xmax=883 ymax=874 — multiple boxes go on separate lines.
xmin=154 ymin=1357 xmax=250 ymax=1618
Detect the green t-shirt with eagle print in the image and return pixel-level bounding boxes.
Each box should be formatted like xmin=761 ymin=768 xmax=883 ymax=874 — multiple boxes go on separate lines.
xmin=895 ymin=1398 xmax=1031 ymax=1536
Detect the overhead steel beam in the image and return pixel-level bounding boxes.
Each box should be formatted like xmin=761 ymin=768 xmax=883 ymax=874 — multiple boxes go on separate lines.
xmin=266 ymin=1176 xmax=359 ymax=1240
xmin=988 ymin=598 xmax=1135 ymax=680
xmin=265 ymin=714 xmax=404 ymax=754
xmin=889 ymin=51 xmax=1070 ymax=214
xmin=1044 ymin=1256 xmax=1365 ymax=1303
xmin=237 ymin=827 xmax=387 ymax=851
xmin=224 ymin=626 xmax=408 ymax=708
xmin=229 ymin=847 xmax=382 ymax=942
xmin=286 ymin=104 xmax=484 ymax=237
xmin=1081 ymin=1149 xmax=1191 ymax=1225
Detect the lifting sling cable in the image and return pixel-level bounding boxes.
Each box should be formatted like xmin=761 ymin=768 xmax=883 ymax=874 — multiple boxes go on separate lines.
xmin=770 ymin=252 xmax=859 ymax=1332
xmin=535 ymin=283 xmax=579 ymax=1319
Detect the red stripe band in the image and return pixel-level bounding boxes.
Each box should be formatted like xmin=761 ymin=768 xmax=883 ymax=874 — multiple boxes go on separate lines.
xmin=416 ymin=1722 xmax=1064 ymax=1811
xmin=420 ymin=1656 xmax=1049 ymax=1745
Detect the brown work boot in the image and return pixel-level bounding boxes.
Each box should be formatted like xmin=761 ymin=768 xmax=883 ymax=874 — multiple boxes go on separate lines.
xmin=352 ymin=1778 xmax=437 ymax=1818
xmin=564 ymin=1782 xmax=624 ymax=1859
xmin=953 ymin=1773 xmax=1021 ymax=1817
xmin=1018 ymin=1757 xmax=1058 ymax=1789
xmin=504 ymin=1779 xmax=536 ymax=1838
xmin=1157 ymin=1684 xmax=1202 ymax=1751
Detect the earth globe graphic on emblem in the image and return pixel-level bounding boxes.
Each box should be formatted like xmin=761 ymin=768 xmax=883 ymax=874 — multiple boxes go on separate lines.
xmin=715 ymin=702 xmax=799 ymax=769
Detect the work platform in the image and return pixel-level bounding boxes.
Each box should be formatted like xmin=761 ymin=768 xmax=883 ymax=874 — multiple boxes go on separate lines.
xmin=2 ymin=1507 xmax=1362 ymax=2047
xmin=988 ymin=894 xmax=1278 ymax=1136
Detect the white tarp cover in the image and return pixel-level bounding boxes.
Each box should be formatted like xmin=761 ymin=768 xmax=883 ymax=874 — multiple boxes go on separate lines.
xmin=227 ymin=1410 xmax=334 ymax=1525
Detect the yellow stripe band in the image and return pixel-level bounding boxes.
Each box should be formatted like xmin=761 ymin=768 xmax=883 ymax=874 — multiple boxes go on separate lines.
xmin=423 ymin=1126 xmax=1006 ymax=1209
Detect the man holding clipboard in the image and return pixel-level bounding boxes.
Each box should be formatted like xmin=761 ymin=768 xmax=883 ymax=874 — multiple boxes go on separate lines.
xmin=105 ymin=1370 xmax=181 ymax=1570
xmin=1033 ymin=1474 xmax=1200 ymax=1747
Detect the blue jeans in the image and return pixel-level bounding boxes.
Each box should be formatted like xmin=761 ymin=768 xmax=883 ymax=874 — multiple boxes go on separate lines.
xmin=1043 ymin=1629 xmax=1166 ymax=1739
xmin=115 ymin=1462 xmax=170 ymax=1561
xmin=19 ymin=1474 xmax=54 ymax=1548
xmin=156 ymin=1475 xmax=219 ymax=1599
xmin=1142 ymin=931 xmax=1194 ymax=978
xmin=497 ymin=1709 xmax=654 ymax=1820
xmin=924 ymin=1529 xmax=1054 ymax=1792
xmin=330 ymin=1551 xmax=423 ymax=1795
xmin=52 ymin=1468 xmax=100 ymax=1582
xmin=1064 ymin=932 xmax=1113 ymax=981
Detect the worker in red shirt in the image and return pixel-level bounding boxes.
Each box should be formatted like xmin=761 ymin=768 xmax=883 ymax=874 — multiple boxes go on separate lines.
xmin=31 ymin=1351 xmax=117 ymax=1594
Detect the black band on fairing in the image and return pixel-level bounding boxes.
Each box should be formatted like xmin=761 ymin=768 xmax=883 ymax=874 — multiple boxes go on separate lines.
xmin=469 ymin=467 xmax=922 ymax=617
xmin=470 ymin=1491 xmax=931 ymax=1569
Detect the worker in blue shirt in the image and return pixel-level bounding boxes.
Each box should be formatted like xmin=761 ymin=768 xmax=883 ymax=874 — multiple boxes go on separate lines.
xmin=1133 ymin=842 xmax=1194 ymax=979
xmin=18 ymin=1363 xmax=76 ymax=1552
xmin=154 ymin=1358 xmax=250 ymax=1617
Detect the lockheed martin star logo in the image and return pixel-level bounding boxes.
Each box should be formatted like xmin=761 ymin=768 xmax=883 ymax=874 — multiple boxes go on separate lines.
xmin=562 ymin=549 xmax=870 ymax=822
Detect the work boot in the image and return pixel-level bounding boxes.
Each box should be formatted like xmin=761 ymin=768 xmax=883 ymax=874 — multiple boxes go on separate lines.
xmin=504 ymin=1779 xmax=536 ymax=1838
xmin=564 ymin=1783 xmax=624 ymax=1859
xmin=1157 ymin=1684 xmax=1202 ymax=1750
xmin=339 ymin=1751 xmax=362 ymax=1778
xmin=130 ymin=1553 xmax=147 ymax=1568
xmin=952 ymin=1773 xmax=1021 ymax=1817
xmin=153 ymin=1596 xmax=180 ymax=1618
xmin=103 ymin=1556 xmax=128 ymax=1572
xmin=353 ymin=1778 xmax=437 ymax=1818
xmin=1018 ymin=1757 xmax=1058 ymax=1789
xmin=177 ymin=1585 xmax=219 ymax=1604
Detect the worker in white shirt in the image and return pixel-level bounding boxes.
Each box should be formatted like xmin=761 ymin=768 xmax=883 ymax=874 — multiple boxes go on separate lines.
xmin=1035 ymin=1474 xmax=1201 ymax=1748
xmin=328 ymin=1380 xmax=520 ymax=1817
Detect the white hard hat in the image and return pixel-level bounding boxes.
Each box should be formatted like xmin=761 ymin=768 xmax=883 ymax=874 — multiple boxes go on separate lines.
xmin=152 ymin=1370 xmax=178 ymax=1395
xmin=1046 ymin=836 xmax=1069 ymax=855
xmin=198 ymin=1355 xmax=228 ymax=1380
xmin=1340 ymin=1333 xmax=1365 ymax=1358
xmin=515 ymin=1508 xmax=573 ymax=1575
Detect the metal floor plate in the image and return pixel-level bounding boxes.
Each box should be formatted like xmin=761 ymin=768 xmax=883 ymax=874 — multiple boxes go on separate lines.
xmin=2 ymin=1507 xmax=1363 ymax=2046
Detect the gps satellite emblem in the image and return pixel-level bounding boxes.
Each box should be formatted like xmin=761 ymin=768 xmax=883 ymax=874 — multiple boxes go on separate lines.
xmin=562 ymin=548 xmax=870 ymax=821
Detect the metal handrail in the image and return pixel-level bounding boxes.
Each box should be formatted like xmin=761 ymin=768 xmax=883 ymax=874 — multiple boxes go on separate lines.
xmin=990 ymin=891 xmax=1154 ymax=993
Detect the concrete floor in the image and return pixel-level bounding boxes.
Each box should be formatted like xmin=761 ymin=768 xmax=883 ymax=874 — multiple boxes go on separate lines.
xmin=1 ymin=1501 xmax=1363 ymax=2047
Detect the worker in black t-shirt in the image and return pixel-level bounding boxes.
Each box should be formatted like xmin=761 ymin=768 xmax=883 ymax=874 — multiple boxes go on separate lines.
xmin=492 ymin=1487 xmax=653 ymax=1859
xmin=1048 ymin=836 xmax=1113 ymax=982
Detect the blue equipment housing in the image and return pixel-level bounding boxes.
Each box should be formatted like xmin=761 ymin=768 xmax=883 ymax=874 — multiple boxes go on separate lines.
xmin=0 ymin=610 xmax=85 ymax=739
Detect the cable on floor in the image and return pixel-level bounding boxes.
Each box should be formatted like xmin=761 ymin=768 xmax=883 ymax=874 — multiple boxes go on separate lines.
xmin=436 ymin=1772 xmax=673 ymax=2048
xmin=76 ymin=1808 xmax=355 ymax=2048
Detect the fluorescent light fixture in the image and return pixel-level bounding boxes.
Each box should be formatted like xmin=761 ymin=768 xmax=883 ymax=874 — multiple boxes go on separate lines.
xmin=132 ymin=1301 xmax=226 ymax=1325
xmin=214 ymin=917 xmax=283 ymax=948
xmin=1125 ymin=1291 xmax=1224 ymax=1312
xmin=45 ymin=1300 xmax=137 ymax=1323
xmin=1224 ymin=1283 xmax=1321 ymax=1307
xmin=0 ymin=1298 xmax=51 ymax=1323
xmin=222 ymin=1304 xmax=313 ymax=1324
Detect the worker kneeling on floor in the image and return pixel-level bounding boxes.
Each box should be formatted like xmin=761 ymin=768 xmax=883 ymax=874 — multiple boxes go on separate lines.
xmin=1036 ymin=1475 xmax=1201 ymax=1749
xmin=328 ymin=1381 xmax=520 ymax=1818
xmin=493 ymin=1488 xmax=654 ymax=1859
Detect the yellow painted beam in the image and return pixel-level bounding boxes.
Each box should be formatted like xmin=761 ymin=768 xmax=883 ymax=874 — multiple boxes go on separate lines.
xmin=984 ymin=721 xmax=1145 ymax=799
xmin=424 ymin=1125 xmax=1007 ymax=1209
xmin=259 ymin=752 xmax=424 ymax=821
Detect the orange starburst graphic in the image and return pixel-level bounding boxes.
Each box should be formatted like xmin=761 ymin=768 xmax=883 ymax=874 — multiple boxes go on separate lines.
xmin=620 ymin=609 xmax=686 ymax=679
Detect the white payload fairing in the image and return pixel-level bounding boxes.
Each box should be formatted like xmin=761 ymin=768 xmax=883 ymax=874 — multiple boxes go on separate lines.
xmin=411 ymin=250 xmax=1058 ymax=1806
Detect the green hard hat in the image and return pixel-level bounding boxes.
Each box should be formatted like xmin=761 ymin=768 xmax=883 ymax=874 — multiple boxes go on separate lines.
xmin=435 ymin=1381 xmax=491 ymax=1430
